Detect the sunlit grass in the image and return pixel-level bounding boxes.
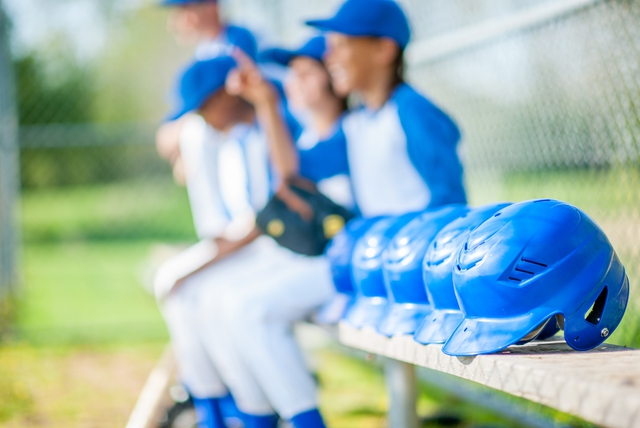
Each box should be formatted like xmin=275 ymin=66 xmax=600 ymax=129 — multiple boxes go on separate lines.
xmin=15 ymin=241 xmax=168 ymax=345
xmin=0 ymin=344 xmax=165 ymax=427
xmin=21 ymin=179 xmax=196 ymax=243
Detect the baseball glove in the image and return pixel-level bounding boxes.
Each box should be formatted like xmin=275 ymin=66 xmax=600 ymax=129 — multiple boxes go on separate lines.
xmin=256 ymin=177 xmax=355 ymax=256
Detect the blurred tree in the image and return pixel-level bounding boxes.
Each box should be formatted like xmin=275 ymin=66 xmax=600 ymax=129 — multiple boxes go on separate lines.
xmin=11 ymin=1 xmax=187 ymax=188
xmin=15 ymin=53 xmax=94 ymax=125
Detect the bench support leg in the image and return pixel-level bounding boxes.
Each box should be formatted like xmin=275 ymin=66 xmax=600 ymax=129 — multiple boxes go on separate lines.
xmin=384 ymin=359 xmax=418 ymax=428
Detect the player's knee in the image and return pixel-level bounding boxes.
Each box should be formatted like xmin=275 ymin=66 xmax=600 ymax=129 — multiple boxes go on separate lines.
xmin=233 ymin=296 xmax=272 ymax=331
xmin=197 ymin=284 xmax=238 ymax=326
xmin=153 ymin=261 xmax=180 ymax=302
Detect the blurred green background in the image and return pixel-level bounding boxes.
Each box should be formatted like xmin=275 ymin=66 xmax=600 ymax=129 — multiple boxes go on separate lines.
xmin=1 ymin=0 xmax=639 ymax=427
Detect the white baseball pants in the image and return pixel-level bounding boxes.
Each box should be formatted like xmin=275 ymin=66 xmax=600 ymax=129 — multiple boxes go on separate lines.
xmin=199 ymin=244 xmax=335 ymax=420
xmin=155 ymin=237 xmax=335 ymax=418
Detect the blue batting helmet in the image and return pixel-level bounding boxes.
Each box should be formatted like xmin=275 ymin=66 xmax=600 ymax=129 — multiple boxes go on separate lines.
xmin=343 ymin=213 xmax=421 ymax=328
xmin=377 ymin=205 xmax=470 ymax=337
xmin=443 ymin=199 xmax=629 ymax=356
xmin=315 ymin=217 xmax=384 ymax=325
xmin=413 ymin=203 xmax=512 ymax=345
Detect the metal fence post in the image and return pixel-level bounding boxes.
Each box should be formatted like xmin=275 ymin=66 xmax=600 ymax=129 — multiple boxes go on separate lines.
xmin=384 ymin=359 xmax=419 ymax=428
xmin=0 ymin=2 xmax=19 ymax=298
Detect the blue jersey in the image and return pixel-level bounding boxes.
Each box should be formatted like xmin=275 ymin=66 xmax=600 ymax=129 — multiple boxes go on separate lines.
xmin=343 ymin=83 xmax=467 ymax=217
xmin=297 ymin=120 xmax=355 ymax=210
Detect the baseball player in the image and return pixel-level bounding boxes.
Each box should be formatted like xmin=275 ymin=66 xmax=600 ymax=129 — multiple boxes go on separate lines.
xmin=185 ymin=39 xmax=354 ymax=428
xmin=258 ymin=35 xmax=354 ymax=210
xmin=154 ymin=2 xmax=267 ymax=426
xmin=206 ymin=1 xmax=467 ymax=427
xmin=162 ymin=0 xmax=257 ymax=61
xmin=156 ymin=52 xmax=351 ymax=428
xmin=156 ymin=0 xmax=258 ymax=188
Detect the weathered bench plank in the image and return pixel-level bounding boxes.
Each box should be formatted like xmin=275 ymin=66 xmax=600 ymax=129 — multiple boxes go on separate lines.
xmin=339 ymin=322 xmax=640 ymax=428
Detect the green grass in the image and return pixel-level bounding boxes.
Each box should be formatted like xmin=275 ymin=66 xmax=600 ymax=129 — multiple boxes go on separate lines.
xmin=0 ymin=343 xmax=166 ymax=427
xmin=15 ymin=241 xmax=168 ymax=345
xmin=467 ymin=166 xmax=640 ymax=215
xmin=21 ymin=179 xmax=196 ymax=243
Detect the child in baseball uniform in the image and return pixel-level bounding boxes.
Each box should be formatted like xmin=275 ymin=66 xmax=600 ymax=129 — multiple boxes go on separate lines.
xmin=154 ymin=2 xmax=261 ymax=426
xmin=258 ymin=35 xmax=354 ymax=210
xmin=193 ymin=37 xmax=354 ymax=428
xmin=156 ymin=0 xmax=258 ymax=186
xmin=156 ymin=52 xmax=349 ymax=428
xmin=211 ymin=1 xmax=468 ymax=427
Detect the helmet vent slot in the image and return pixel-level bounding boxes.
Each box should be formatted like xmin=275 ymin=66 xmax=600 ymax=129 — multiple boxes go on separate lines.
xmin=585 ymin=287 xmax=608 ymax=326
xmin=520 ymin=258 xmax=548 ymax=268
xmin=507 ymin=258 xmax=548 ymax=283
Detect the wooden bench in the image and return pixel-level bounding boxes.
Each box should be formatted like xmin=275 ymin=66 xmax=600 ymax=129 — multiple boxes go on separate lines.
xmin=339 ymin=322 xmax=640 ymax=428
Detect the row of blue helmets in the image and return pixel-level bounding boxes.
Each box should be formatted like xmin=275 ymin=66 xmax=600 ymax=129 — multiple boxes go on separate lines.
xmin=316 ymin=199 xmax=630 ymax=356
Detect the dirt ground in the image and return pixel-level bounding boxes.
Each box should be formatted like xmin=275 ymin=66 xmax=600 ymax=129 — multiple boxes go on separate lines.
xmin=0 ymin=343 xmax=165 ymax=428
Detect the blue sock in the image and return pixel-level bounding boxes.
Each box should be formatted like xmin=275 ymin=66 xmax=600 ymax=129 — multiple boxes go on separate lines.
xmin=219 ymin=393 xmax=242 ymax=424
xmin=240 ymin=412 xmax=279 ymax=428
xmin=192 ymin=397 xmax=225 ymax=428
xmin=291 ymin=409 xmax=326 ymax=428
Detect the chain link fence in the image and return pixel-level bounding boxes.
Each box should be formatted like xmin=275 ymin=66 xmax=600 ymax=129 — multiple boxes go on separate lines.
xmin=0 ymin=0 xmax=639 ymax=344
xmin=0 ymin=4 xmax=19 ymax=298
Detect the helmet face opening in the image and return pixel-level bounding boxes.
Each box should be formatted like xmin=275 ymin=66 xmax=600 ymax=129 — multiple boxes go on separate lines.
xmin=444 ymin=200 xmax=630 ymax=356
xmin=516 ymin=318 xmax=551 ymax=344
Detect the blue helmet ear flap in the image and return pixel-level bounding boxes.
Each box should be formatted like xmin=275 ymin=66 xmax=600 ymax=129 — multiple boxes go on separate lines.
xmin=563 ymin=257 xmax=630 ymax=351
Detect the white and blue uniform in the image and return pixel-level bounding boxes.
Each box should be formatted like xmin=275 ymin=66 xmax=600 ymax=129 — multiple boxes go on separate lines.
xmin=214 ymin=82 xmax=466 ymax=422
xmin=297 ymin=119 xmax=355 ymax=211
xmin=157 ymin=113 xmax=347 ymax=420
xmin=197 ymin=120 xmax=353 ymax=421
xmin=155 ymin=116 xmax=277 ymax=410
xmin=343 ymin=83 xmax=466 ymax=217
xmin=156 ymin=23 xmax=261 ymax=413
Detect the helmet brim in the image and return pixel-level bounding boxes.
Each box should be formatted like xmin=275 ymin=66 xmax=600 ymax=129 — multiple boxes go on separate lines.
xmin=314 ymin=293 xmax=353 ymax=325
xmin=442 ymin=309 xmax=556 ymax=356
xmin=376 ymin=303 xmax=432 ymax=337
xmin=413 ymin=309 xmax=465 ymax=345
xmin=343 ymin=296 xmax=388 ymax=328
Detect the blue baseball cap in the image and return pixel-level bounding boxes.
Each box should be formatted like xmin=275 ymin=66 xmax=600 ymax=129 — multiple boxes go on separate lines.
xmin=167 ymin=56 xmax=236 ymax=121
xmin=306 ymin=0 xmax=411 ymax=50
xmin=161 ymin=0 xmax=216 ymax=5
xmin=258 ymin=36 xmax=327 ymax=66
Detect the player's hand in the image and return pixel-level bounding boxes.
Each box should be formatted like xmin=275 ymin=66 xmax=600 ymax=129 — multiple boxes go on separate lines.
xmin=226 ymin=49 xmax=277 ymax=107
xmin=155 ymin=117 xmax=185 ymax=163
xmin=276 ymin=182 xmax=314 ymax=221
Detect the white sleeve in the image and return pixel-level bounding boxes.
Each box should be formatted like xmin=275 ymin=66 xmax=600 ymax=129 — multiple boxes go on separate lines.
xmin=179 ymin=115 xmax=230 ymax=240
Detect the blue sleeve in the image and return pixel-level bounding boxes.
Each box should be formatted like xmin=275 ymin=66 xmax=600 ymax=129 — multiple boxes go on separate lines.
xmin=281 ymin=104 xmax=303 ymax=142
xmin=299 ymin=126 xmax=351 ymax=183
xmin=396 ymin=86 xmax=467 ymax=208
